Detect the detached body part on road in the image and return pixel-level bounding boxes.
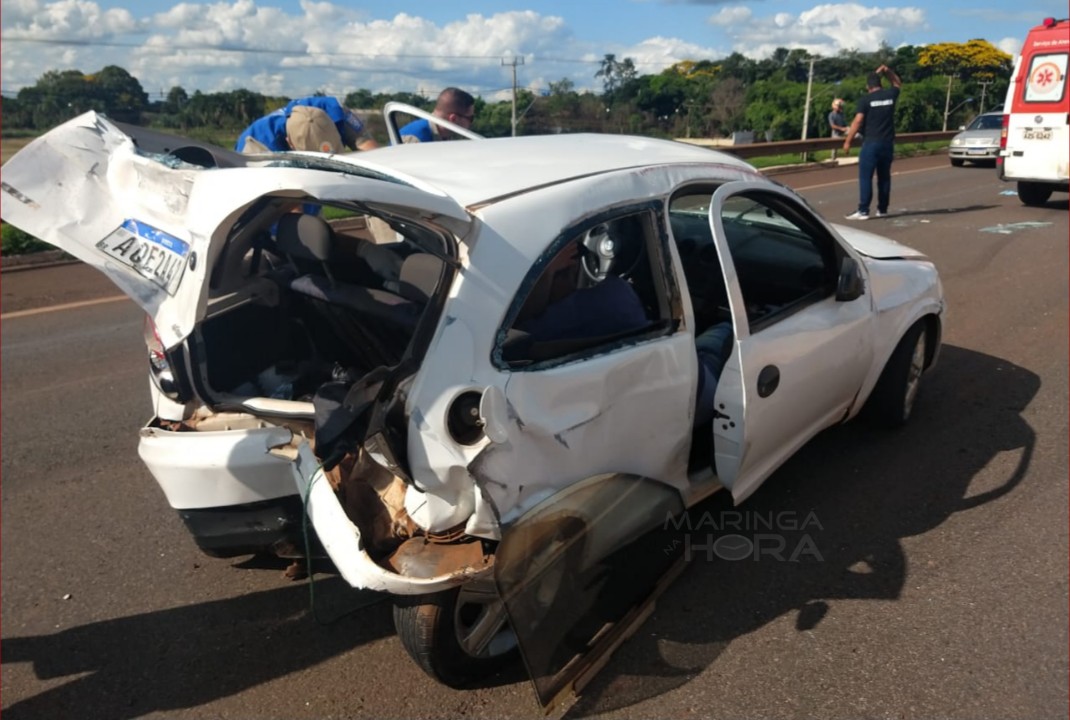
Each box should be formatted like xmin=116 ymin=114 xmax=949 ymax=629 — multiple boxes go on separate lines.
xmin=998 ymin=16 xmax=1070 ymax=206
xmin=0 ymin=110 xmax=945 ymax=708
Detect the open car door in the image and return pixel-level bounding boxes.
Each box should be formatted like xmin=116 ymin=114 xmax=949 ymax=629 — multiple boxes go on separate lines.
xmin=383 ymin=101 xmax=485 ymax=145
xmin=494 ymin=474 xmax=688 ymax=713
xmin=704 ymin=181 xmax=875 ymax=503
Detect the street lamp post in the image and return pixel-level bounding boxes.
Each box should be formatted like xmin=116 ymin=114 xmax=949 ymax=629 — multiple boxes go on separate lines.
xmin=943 ymin=97 xmax=974 ymax=130
xmin=801 ymin=58 xmax=816 ymax=161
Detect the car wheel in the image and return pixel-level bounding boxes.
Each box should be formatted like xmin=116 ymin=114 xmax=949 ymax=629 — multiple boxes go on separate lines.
xmin=1018 ymin=181 xmax=1052 ymax=207
xmin=393 ymin=579 xmax=518 ymax=688
xmin=949 ymin=158 xmax=965 ymax=167
xmin=865 ymin=321 xmax=927 ymax=428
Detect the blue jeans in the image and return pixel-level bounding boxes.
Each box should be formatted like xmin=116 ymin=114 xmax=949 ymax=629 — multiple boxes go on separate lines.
xmin=857 ymin=140 xmax=894 ymax=214
xmin=694 ymin=321 xmax=734 ymax=426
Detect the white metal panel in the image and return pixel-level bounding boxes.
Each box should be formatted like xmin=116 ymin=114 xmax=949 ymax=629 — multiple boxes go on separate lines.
xmin=343 ymin=132 xmax=758 ymax=209
xmin=482 ymin=334 xmax=697 ymax=524
xmin=833 ymin=225 xmax=929 ymax=259
xmin=138 ymin=424 xmax=297 ymax=509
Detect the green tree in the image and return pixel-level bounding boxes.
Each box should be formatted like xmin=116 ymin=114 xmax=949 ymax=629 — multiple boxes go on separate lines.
xmin=918 ymin=40 xmax=1013 ymax=80
xmin=919 ymin=40 xmax=1012 ymax=128
xmin=164 ymin=86 xmax=189 ymax=114
xmin=92 ymin=65 xmax=148 ymax=120
xmin=595 ymin=54 xmax=637 ymax=97
xmin=344 ymin=89 xmax=375 ymax=109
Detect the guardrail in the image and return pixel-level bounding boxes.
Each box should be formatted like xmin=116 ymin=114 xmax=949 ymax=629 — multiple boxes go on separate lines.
xmin=677 ymin=131 xmax=957 ymax=159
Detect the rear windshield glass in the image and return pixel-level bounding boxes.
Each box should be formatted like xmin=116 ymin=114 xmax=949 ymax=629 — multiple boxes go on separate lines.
xmin=968 ymin=114 xmax=1002 ymax=130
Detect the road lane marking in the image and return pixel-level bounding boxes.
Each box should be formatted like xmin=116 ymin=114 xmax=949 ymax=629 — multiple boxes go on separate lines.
xmin=794 ymin=164 xmax=946 ymax=191
xmin=1 ymin=295 xmax=130 ymax=319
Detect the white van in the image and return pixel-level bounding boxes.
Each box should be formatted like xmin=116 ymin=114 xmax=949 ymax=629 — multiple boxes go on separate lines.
xmin=997 ymin=17 xmax=1070 ymax=206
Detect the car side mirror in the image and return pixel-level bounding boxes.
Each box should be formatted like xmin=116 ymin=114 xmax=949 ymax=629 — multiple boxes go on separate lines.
xmin=835 ymin=256 xmax=864 ymax=302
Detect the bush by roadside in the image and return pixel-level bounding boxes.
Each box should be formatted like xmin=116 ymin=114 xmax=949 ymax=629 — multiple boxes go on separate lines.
xmin=2 ymin=223 xmax=52 ymax=255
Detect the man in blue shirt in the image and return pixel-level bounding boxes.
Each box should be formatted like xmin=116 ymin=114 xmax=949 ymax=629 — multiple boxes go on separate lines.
xmin=236 ymin=96 xmax=379 ymax=154
xmin=399 ymin=87 xmax=476 ymax=143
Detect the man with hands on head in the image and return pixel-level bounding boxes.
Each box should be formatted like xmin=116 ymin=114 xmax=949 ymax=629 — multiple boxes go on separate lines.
xmin=843 ymin=64 xmax=902 ymax=220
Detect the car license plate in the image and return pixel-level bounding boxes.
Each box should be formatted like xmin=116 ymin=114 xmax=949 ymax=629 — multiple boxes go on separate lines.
xmin=968 ymin=149 xmax=989 ymax=155
xmin=96 ymin=219 xmax=189 ymax=295
xmin=1023 ymin=128 xmax=1053 ymax=140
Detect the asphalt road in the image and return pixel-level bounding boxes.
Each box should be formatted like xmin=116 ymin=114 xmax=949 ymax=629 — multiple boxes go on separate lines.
xmin=2 ymin=155 xmax=1067 ymax=720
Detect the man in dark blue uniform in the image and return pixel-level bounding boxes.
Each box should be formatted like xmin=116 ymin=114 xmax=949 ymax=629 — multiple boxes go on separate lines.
xmin=843 ymin=65 xmax=902 ymax=220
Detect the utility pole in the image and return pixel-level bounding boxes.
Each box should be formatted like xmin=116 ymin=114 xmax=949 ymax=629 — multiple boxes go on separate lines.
xmin=942 ymin=75 xmax=954 ymax=130
xmin=801 ymin=58 xmax=816 ymax=161
xmin=502 ymin=56 xmax=525 ymax=137
xmin=977 ymin=80 xmax=992 ymax=114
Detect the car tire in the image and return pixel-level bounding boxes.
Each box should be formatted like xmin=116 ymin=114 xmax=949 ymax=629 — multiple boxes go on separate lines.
xmin=393 ymin=581 xmax=518 ymax=688
xmin=865 ymin=321 xmax=927 ymax=428
xmin=949 ymin=158 xmax=965 ymax=167
xmin=1018 ymin=181 xmax=1052 ymax=207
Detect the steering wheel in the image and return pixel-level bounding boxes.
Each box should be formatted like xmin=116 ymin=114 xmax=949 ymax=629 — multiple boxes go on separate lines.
xmin=580 ymin=224 xmax=616 ymax=283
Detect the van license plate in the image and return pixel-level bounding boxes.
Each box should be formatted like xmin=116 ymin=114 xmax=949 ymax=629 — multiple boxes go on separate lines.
xmin=96 ymin=219 xmax=189 ymax=295
xmin=1023 ymin=129 xmax=1053 ymax=140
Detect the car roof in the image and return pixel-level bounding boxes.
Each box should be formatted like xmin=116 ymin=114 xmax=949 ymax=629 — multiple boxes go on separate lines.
xmin=340 ymin=133 xmax=756 ymax=209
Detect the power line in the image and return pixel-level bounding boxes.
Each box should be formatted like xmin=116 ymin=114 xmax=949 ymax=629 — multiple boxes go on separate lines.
xmin=0 ymin=36 xmax=668 ymax=66
xmin=0 ymin=36 xmax=517 ymax=61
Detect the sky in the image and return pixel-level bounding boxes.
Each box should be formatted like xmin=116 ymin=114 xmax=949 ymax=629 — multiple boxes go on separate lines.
xmin=1 ymin=0 xmax=1066 ymax=102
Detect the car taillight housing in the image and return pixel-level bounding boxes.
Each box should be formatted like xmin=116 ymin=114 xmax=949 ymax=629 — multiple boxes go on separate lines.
xmin=143 ymin=314 xmax=178 ymax=397
xmin=996 ymin=113 xmax=1009 ymax=177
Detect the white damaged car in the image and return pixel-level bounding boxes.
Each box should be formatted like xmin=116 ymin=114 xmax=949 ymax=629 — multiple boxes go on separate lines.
xmin=1 ymin=111 xmax=944 ymax=701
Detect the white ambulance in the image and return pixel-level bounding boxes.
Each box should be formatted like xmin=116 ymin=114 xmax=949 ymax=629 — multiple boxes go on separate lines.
xmin=997 ymin=17 xmax=1070 ymax=206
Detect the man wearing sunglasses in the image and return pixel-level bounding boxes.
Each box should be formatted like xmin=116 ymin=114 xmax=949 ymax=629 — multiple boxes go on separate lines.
xmin=400 ymin=87 xmax=477 ymax=143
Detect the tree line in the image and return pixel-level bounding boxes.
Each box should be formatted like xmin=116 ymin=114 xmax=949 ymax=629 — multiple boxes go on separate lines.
xmin=0 ymin=39 xmax=1012 ymax=144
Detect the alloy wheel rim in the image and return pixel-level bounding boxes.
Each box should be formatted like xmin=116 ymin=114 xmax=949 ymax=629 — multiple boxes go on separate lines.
xmin=902 ymin=333 xmax=926 ymax=418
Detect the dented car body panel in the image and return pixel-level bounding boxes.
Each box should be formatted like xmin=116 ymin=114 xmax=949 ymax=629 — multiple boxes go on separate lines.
xmin=2 ymin=110 xmax=945 ymax=699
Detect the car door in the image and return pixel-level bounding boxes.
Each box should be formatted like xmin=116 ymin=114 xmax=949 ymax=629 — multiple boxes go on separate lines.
xmin=704 ymin=181 xmax=876 ymax=503
xmin=382 ymin=101 xmax=485 ymax=145
xmin=477 ymin=208 xmax=696 ymax=712
xmin=477 ymin=208 xmax=696 ymax=525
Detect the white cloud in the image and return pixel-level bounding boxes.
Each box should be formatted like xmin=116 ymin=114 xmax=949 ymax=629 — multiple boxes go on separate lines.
xmin=723 ymin=3 xmax=928 ymax=58
xmin=0 ymin=0 xmax=940 ymax=99
xmin=624 ymin=36 xmax=725 ymax=69
xmin=997 ymin=37 xmax=1021 ymax=58
xmin=4 ymin=0 xmax=139 ymax=37
xmin=707 ymin=6 xmax=752 ymax=27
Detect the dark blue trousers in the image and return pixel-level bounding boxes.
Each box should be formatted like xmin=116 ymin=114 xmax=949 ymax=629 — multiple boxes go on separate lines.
xmin=857 ymin=140 xmax=895 ymax=214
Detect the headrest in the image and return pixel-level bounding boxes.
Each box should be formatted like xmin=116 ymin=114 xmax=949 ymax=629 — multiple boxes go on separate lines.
xmin=276 ymin=214 xmax=333 ymax=262
xmin=397 ymin=253 xmax=444 ymax=302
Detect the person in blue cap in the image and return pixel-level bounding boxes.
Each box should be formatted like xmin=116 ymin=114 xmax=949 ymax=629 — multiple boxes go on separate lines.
xmin=236 ymin=96 xmax=379 ymax=154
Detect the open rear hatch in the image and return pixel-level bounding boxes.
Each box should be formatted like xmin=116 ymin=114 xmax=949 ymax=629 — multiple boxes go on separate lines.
xmin=0 ymin=111 xmax=471 ymax=351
